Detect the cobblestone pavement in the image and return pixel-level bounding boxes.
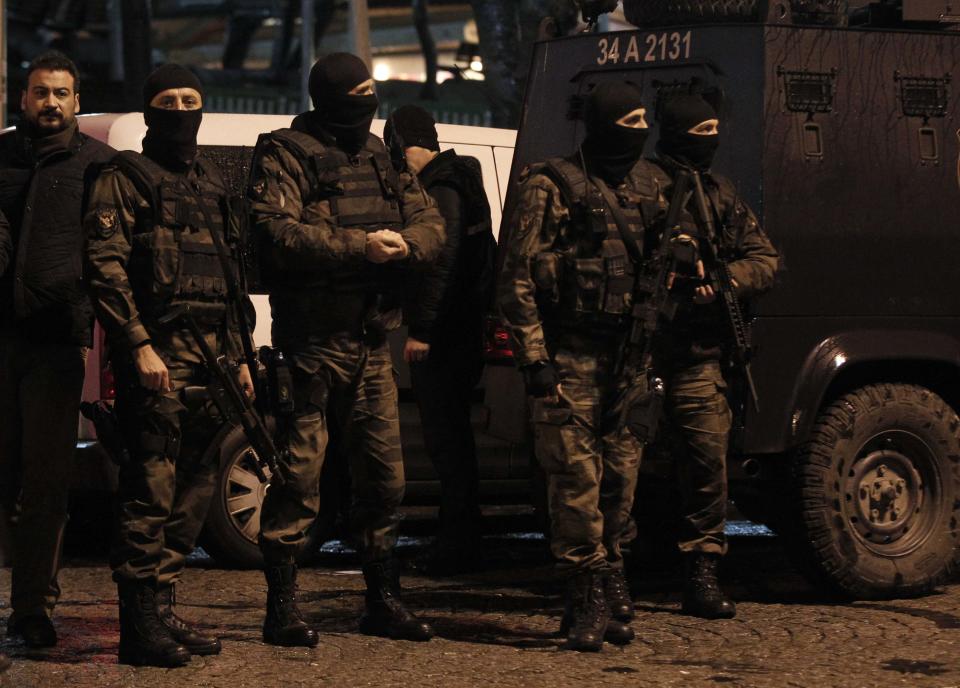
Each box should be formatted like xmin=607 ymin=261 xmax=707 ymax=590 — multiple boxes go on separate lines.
xmin=1 ymin=532 xmax=959 ymax=688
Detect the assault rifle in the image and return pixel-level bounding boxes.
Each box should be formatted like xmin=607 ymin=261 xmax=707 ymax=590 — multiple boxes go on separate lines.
xmin=688 ymin=171 xmax=760 ymax=413
xmin=158 ymin=304 xmax=286 ymax=485
xmin=595 ymin=169 xmax=695 ymax=443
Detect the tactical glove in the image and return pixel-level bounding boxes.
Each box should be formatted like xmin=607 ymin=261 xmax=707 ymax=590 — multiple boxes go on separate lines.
xmin=521 ymin=361 xmax=560 ymax=398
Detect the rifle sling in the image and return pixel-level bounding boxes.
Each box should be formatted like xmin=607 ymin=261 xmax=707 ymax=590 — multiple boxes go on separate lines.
xmin=186 ymin=186 xmax=262 ymax=397
xmin=587 ymin=175 xmax=645 ymax=266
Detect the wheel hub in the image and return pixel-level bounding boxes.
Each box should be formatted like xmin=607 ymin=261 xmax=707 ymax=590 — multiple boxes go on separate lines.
xmin=847 ymin=442 xmax=926 ymax=549
xmin=856 ymin=457 xmax=915 ymax=529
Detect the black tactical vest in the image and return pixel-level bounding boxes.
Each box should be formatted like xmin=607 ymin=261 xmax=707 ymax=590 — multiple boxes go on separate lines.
xmin=262 ymin=128 xmax=404 ymax=293
xmin=531 ymin=156 xmax=661 ymax=330
xmin=114 ymin=151 xmax=239 ymax=324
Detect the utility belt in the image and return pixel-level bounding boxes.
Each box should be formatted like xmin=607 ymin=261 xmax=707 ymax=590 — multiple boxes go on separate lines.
xmin=142 ymin=300 xmax=230 ymax=338
xmin=270 ymin=285 xmax=398 ymax=340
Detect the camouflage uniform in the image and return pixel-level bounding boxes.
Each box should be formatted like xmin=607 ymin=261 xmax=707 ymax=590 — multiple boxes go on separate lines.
xmin=498 ymin=156 xmax=665 ymax=573
xmin=248 ymin=123 xmax=444 ymax=565
xmin=85 ymin=152 xmax=245 ymax=585
xmin=649 ymin=159 xmax=778 ymax=555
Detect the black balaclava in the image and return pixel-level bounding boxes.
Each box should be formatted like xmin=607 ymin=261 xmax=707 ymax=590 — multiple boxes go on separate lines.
xmin=580 ymin=81 xmax=649 ymax=185
xmin=141 ymin=63 xmax=204 ymax=168
xmin=308 ymin=53 xmax=378 ymax=155
xmin=383 ymin=104 xmax=439 ymax=171
xmin=656 ymin=93 xmax=719 ymax=171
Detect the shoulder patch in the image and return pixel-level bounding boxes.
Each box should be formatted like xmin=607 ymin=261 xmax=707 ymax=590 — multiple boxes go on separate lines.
xmin=250 ymin=177 xmax=267 ymax=200
xmin=94 ymin=207 xmax=119 ymax=239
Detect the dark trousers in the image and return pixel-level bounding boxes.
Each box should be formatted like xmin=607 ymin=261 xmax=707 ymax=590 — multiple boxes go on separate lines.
xmin=110 ymin=337 xmax=223 ymax=586
xmin=409 ymin=337 xmax=484 ymax=546
xmin=260 ymin=334 xmax=405 ymax=565
xmin=0 ymin=328 xmax=86 ymax=620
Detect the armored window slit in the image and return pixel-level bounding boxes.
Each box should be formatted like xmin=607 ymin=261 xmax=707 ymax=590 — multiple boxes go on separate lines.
xmin=895 ymin=72 xmax=951 ymax=119
xmin=777 ymin=67 xmax=838 ymax=114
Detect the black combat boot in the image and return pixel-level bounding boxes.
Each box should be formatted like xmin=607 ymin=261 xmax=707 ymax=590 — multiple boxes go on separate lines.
xmin=359 ymin=559 xmax=434 ymax=641
xmin=562 ymin=571 xmax=610 ymax=652
xmin=263 ymin=565 xmax=319 ymax=647
xmin=117 ymin=582 xmax=192 ymax=667
xmin=156 ymin=584 xmax=221 ymax=655
xmin=603 ymin=569 xmax=635 ymax=622
xmin=681 ymin=553 xmax=736 ymax=619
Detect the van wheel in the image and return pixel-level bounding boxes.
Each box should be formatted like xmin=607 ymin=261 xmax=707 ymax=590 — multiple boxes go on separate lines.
xmin=199 ymin=423 xmax=334 ymax=569
xmin=787 ymin=383 xmax=960 ymax=598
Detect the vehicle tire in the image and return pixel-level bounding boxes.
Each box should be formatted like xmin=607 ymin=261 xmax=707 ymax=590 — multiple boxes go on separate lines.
xmin=199 ymin=422 xmax=337 ymax=569
xmin=786 ymin=383 xmax=960 ymax=599
xmin=621 ymin=0 xmax=847 ymax=28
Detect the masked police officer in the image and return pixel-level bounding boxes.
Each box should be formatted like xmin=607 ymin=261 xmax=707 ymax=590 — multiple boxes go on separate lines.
xmin=498 ymin=82 xmax=662 ymax=651
xmin=649 ymin=93 xmax=778 ymax=619
xmin=85 ymin=64 xmax=253 ymax=666
xmin=0 ymin=50 xmax=115 ymax=648
xmin=248 ymin=53 xmax=445 ymax=646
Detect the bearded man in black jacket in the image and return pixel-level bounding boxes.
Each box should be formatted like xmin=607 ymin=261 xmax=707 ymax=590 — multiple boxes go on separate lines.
xmin=384 ymin=105 xmax=497 ymax=574
xmin=0 ymin=51 xmax=115 ymax=649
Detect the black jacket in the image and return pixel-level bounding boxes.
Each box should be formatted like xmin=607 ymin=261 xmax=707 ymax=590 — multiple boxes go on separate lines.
xmin=405 ymin=149 xmax=496 ymax=346
xmin=0 ymin=122 xmax=115 ymax=346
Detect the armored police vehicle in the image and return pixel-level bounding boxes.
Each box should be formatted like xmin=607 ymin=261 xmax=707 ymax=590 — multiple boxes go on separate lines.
xmin=486 ymin=0 xmax=960 ymax=598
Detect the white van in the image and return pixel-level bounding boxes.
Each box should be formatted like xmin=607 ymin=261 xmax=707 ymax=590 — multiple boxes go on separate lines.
xmin=74 ymin=113 xmax=523 ymax=567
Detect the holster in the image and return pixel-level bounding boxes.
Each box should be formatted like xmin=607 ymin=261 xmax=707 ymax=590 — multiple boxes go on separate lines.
xmin=258 ymin=346 xmax=295 ymax=419
xmin=619 ymin=374 xmax=666 ymax=444
xmin=80 ymin=400 xmax=131 ymax=466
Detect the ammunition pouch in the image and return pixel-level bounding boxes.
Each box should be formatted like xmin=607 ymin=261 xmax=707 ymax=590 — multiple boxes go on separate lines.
xmin=532 ymin=252 xmax=562 ymax=306
xmin=115 ymin=151 xmax=240 ymax=316
xmin=533 ymin=156 xmax=655 ymax=328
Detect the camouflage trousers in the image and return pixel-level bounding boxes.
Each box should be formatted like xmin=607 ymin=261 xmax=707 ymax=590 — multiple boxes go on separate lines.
xmin=111 ymin=334 xmax=224 ymax=585
xmin=532 ymin=334 xmax=643 ymax=574
xmin=259 ymin=334 xmax=404 ymax=565
xmin=662 ymin=360 xmax=733 ymax=555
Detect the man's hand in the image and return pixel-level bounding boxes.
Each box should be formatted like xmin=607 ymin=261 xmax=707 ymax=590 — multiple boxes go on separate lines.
xmin=365 ymin=229 xmax=410 ymax=263
xmin=133 ymin=344 xmax=171 ymax=392
xmin=690 ymin=260 xmax=714 ymax=304
xmin=404 ymin=337 xmax=430 ymax=363
xmin=236 ymin=363 xmax=255 ymax=400
xmin=522 ymin=361 xmax=561 ymax=402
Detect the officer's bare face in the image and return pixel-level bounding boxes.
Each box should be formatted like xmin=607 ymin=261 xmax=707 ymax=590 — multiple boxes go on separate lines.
xmin=149 ymin=88 xmax=203 ymax=111
xmin=688 ymin=119 xmax=720 ymax=136
xmin=348 ymin=79 xmax=375 ymax=96
xmin=21 ymin=69 xmax=79 ymax=133
xmin=615 ymin=107 xmax=648 ymax=129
